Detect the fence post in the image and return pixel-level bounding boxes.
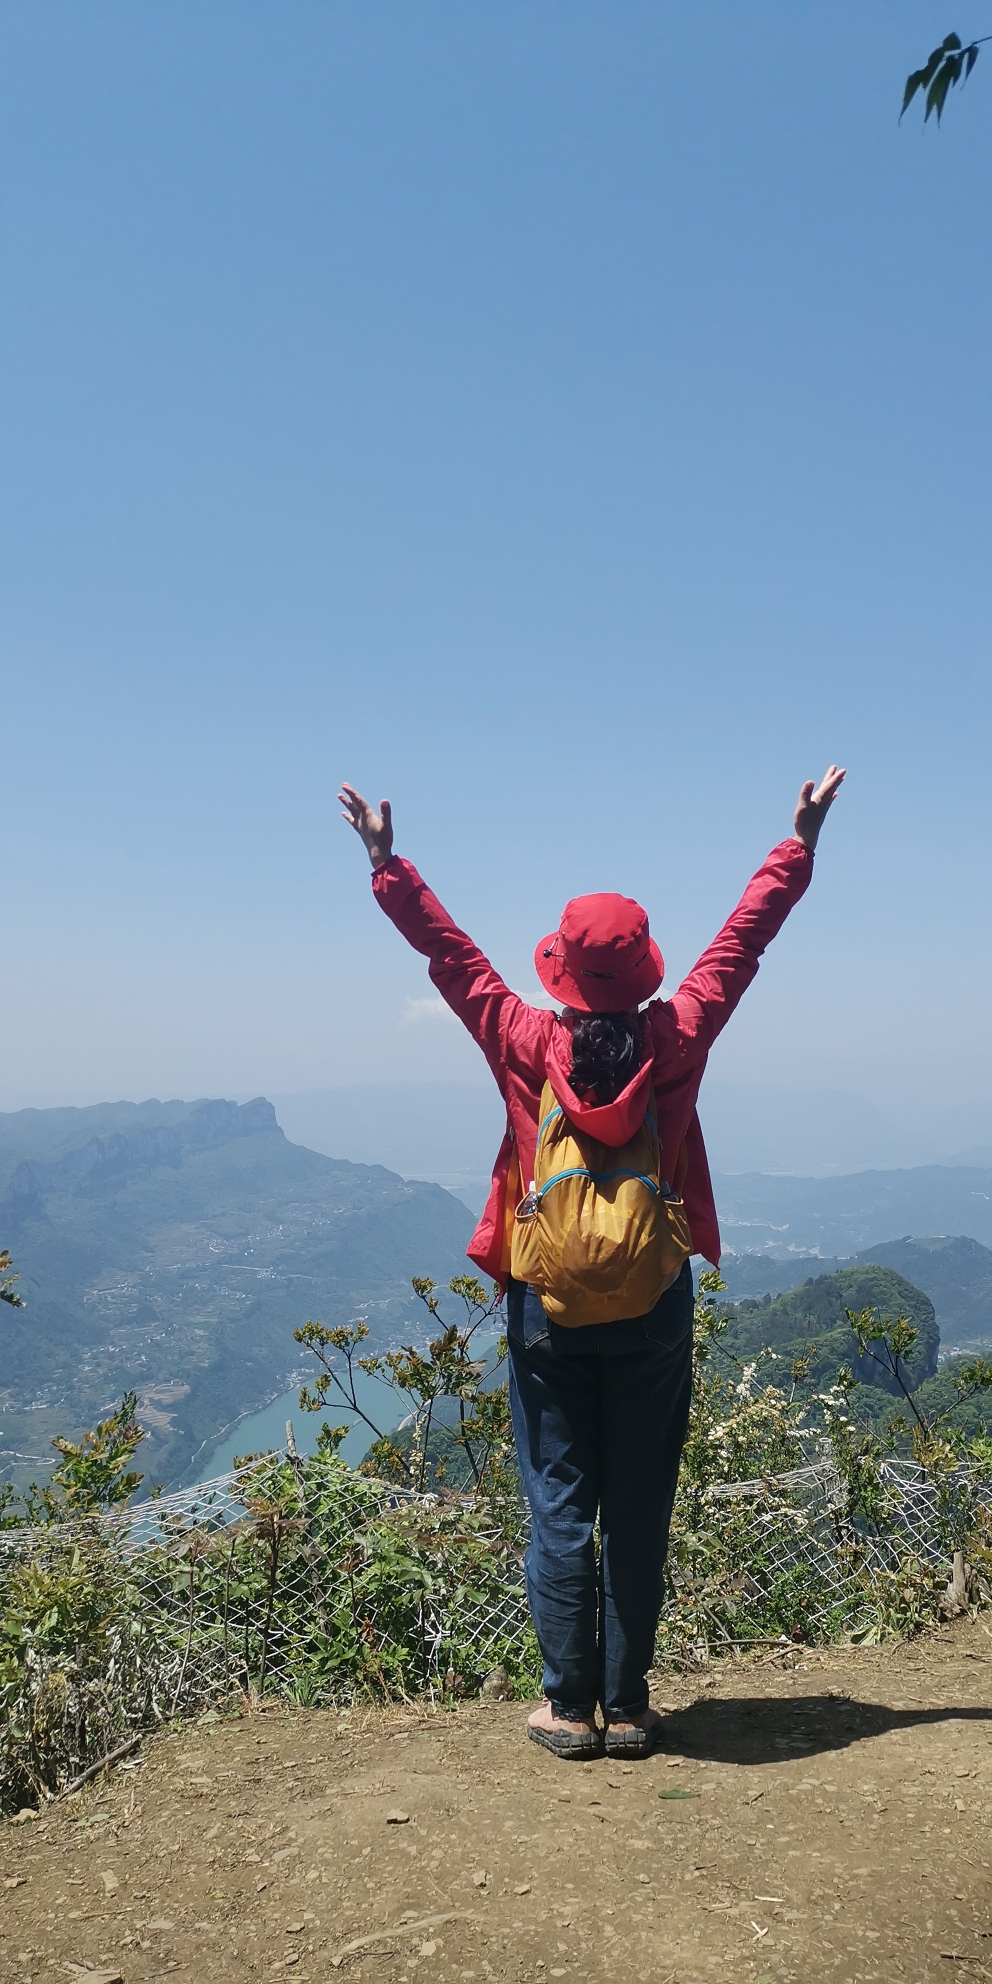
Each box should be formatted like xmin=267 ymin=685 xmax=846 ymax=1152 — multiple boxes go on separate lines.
xmin=286 ymin=1422 xmax=330 ymax=1637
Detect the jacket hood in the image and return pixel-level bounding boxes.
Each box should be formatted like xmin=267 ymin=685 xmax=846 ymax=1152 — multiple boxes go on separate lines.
xmin=545 ymin=1020 xmax=655 ymax=1149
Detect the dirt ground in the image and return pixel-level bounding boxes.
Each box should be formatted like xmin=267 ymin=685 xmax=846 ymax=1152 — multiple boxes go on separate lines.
xmin=3 ymin=1621 xmax=992 ymax=1984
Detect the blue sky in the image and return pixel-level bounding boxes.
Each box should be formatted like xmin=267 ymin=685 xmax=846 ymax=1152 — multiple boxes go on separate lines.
xmin=3 ymin=2 xmax=991 ymax=1167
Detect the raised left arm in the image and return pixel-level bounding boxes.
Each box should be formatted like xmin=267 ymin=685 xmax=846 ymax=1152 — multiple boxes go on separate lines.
xmin=668 ymin=767 xmax=845 ymax=1052
xmin=339 ymin=781 xmax=523 ymax=1092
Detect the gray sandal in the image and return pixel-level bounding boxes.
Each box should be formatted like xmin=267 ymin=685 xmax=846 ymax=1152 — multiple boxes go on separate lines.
xmin=527 ymin=1713 xmax=604 ymax=1760
xmin=605 ymin=1719 xmax=665 ymax=1759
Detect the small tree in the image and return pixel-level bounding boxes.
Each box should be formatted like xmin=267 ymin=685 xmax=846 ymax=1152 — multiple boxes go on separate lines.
xmin=846 ymin=1306 xmax=992 ymax=1462
xmin=2 ymin=1394 xmax=148 ymax=1529
xmin=295 ymin=1275 xmax=513 ymax=1499
xmin=844 ymin=1306 xmax=992 ymax=1609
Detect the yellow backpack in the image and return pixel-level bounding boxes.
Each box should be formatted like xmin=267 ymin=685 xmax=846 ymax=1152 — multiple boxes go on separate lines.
xmin=510 ymin=1080 xmax=691 ymax=1327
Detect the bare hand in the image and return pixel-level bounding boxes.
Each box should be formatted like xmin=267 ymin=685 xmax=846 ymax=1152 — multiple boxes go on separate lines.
xmin=794 ymin=765 xmax=846 ymax=851
xmin=339 ymin=782 xmax=394 ymax=868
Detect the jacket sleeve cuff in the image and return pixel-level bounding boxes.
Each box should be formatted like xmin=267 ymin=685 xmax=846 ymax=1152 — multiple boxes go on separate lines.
xmin=771 ymin=836 xmax=814 ymax=871
xmin=371 ymin=854 xmax=425 ymax=912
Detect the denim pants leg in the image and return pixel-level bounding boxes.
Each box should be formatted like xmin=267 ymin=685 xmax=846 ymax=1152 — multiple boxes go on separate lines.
xmin=506 ymin=1260 xmax=694 ymax=1722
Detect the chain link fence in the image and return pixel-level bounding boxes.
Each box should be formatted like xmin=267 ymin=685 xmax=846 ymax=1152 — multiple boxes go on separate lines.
xmin=1 ymin=1444 xmax=988 ymax=1811
xmin=662 ymin=1449 xmax=990 ymax=1655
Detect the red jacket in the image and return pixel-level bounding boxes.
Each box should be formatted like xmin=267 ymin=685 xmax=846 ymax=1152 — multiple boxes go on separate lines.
xmin=372 ymin=838 xmax=814 ymax=1278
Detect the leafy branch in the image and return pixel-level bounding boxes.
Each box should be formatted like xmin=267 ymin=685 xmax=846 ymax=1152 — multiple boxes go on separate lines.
xmin=902 ymin=31 xmax=988 ymax=123
xmin=0 ymin=1250 xmax=24 ymax=1309
xmin=42 ymin=1392 xmax=147 ymax=1515
xmin=846 ymin=1306 xmax=929 ymax=1432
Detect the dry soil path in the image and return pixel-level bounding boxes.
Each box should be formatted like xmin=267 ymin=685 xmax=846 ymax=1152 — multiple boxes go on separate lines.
xmin=3 ymin=1622 xmax=992 ymax=1984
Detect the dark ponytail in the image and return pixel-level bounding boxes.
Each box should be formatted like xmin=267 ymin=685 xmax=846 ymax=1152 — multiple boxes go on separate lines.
xmin=565 ymin=1009 xmax=643 ymax=1105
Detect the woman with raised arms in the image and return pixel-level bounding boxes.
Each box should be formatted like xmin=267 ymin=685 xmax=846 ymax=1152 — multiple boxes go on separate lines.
xmin=340 ymin=766 xmax=845 ymax=1758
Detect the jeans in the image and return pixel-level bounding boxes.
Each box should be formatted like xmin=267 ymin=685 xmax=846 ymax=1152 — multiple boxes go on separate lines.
xmin=506 ymin=1260 xmax=694 ymax=1723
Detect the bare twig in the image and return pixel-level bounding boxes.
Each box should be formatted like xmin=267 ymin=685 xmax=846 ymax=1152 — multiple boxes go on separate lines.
xmin=59 ymin=1733 xmax=143 ymax=1797
xmin=331 ymin=1911 xmax=475 ymax=1968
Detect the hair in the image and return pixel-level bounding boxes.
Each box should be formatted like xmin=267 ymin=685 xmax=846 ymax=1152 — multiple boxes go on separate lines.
xmin=564 ymin=1008 xmax=643 ymax=1105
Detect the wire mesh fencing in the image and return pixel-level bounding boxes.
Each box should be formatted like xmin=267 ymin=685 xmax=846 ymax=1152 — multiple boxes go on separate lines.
xmin=1 ymin=1443 xmax=989 ymax=1810
xmin=661 ymin=1450 xmax=991 ymax=1656
xmin=0 ymin=1452 xmax=536 ymax=1810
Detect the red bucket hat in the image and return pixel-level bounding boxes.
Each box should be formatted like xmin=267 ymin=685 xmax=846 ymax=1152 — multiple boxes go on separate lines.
xmin=535 ymin=893 xmax=664 ymax=1013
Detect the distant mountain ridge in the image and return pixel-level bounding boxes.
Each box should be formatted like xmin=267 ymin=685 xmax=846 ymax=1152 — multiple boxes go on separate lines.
xmin=0 ymin=1097 xmax=242 ymax=1192
xmin=0 ymin=1097 xmax=474 ymax=1492
xmin=1 ymin=1098 xmax=277 ymax=1215
xmin=719 ymin=1235 xmax=992 ymax=1352
xmin=713 ymin=1162 xmax=992 ymax=1257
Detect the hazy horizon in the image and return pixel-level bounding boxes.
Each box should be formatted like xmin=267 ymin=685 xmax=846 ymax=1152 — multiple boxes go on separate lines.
xmin=4 ymin=1078 xmax=990 ymax=1193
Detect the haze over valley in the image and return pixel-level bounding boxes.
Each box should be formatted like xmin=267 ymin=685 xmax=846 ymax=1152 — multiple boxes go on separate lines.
xmin=4 ymin=1088 xmax=992 ymax=1495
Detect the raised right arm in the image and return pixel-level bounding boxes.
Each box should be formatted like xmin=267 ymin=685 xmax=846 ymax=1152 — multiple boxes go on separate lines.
xmin=340 ymin=783 xmax=522 ymax=1090
xmin=371 ymin=856 xmax=521 ymax=1088
xmin=664 ymin=766 xmax=845 ymax=1055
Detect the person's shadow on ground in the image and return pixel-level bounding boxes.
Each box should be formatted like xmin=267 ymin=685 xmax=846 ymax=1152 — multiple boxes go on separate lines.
xmin=659 ymin=1693 xmax=992 ymax=1767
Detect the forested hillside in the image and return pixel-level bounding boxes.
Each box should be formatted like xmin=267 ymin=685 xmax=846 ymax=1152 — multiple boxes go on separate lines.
xmin=0 ymin=1097 xmax=473 ymax=1490
xmin=725 ymin=1263 xmax=939 ymax=1407
xmin=720 ymin=1235 xmax=992 ymax=1351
